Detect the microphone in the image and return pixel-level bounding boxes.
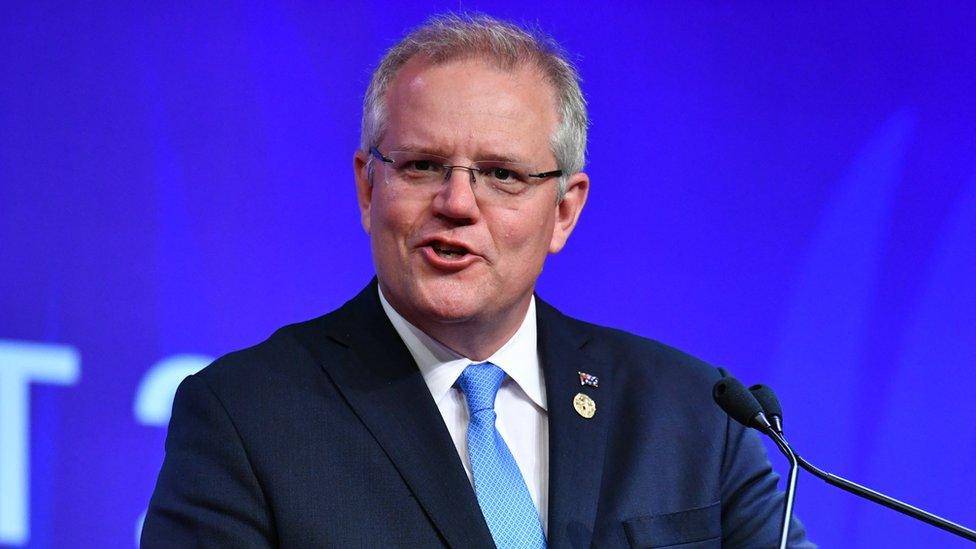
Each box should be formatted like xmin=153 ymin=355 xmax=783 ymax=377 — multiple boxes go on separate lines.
xmin=721 ymin=378 xmax=976 ymax=543
xmin=712 ymin=375 xmax=799 ymax=549
xmin=748 ymin=384 xmax=783 ymax=435
xmin=712 ymin=377 xmax=773 ymax=431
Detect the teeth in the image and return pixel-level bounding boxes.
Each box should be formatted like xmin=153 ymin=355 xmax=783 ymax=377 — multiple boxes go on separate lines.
xmin=431 ymin=242 xmax=468 ymax=258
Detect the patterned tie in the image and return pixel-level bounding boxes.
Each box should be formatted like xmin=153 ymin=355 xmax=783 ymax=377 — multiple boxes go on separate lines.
xmin=458 ymin=362 xmax=546 ymax=549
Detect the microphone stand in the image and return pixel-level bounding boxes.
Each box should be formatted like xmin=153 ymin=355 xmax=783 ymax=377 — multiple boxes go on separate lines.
xmin=792 ymin=453 xmax=976 ymax=542
xmin=720 ymin=378 xmax=976 ymax=544
xmin=765 ymin=429 xmax=800 ymax=549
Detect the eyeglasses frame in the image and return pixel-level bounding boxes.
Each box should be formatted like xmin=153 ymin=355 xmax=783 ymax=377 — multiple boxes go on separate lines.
xmin=368 ymin=146 xmax=563 ymax=188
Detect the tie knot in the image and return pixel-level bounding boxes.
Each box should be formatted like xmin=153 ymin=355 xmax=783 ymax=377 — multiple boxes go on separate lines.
xmin=458 ymin=362 xmax=506 ymax=414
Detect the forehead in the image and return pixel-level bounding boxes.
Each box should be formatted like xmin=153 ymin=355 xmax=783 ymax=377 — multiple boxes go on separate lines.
xmin=382 ymin=56 xmax=560 ymax=160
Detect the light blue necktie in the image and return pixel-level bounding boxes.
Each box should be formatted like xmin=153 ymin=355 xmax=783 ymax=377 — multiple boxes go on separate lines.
xmin=458 ymin=362 xmax=547 ymax=549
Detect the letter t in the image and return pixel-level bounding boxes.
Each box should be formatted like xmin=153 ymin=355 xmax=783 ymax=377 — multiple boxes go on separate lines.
xmin=0 ymin=340 xmax=80 ymax=545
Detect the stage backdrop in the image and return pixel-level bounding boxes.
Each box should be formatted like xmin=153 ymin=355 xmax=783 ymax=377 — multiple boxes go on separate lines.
xmin=2 ymin=2 xmax=974 ymax=547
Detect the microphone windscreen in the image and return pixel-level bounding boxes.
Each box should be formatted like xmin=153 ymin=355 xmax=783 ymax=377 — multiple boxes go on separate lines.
xmin=749 ymin=384 xmax=783 ymax=419
xmin=713 ymin=376 xmax=766 ymax=429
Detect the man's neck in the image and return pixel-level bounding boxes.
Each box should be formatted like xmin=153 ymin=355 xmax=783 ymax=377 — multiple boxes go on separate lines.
xmin=377 ymin=286 xmax=533 ymax=361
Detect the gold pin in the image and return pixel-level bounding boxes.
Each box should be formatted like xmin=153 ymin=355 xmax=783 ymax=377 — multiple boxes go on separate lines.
xmin=573 ymin=393 xmax=596 ymax=419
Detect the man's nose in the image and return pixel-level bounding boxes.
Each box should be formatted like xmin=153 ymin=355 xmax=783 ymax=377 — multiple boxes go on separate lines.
xmin=432 ymin=166 xmax=480 ymax=223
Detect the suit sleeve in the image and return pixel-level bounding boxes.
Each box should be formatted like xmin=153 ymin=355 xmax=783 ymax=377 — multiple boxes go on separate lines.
xmin=141 ymin=374 xmax=277 ymax=548
xmin=719 ymin=415 xmax=815 ymax=548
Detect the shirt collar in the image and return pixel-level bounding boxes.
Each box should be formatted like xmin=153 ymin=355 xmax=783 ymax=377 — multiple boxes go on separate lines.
xmin=378 ymin=286 xmax=547 ymax=411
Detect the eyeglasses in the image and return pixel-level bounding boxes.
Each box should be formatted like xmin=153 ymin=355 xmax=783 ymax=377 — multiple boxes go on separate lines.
xmin=369 ymin=147 xmax=562 ymax=203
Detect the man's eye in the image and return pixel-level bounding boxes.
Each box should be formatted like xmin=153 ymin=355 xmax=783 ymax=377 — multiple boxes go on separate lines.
xmin=481 ymin=166 xmax=525 ymax=182
xmin=405 ymin=160 xmax=438 ymax=171
xmin=491 ymin=168 xmax=514 ymax=181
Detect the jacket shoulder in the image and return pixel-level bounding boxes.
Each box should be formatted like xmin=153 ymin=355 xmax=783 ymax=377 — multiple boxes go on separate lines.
xmin=538 ymin=298 xmax=723 ymax=386
xmin=190 ymin=306 xmax=353 ymax=404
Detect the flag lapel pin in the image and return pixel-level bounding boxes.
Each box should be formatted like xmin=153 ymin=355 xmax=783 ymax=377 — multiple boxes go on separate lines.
xmin=578 ymin=371 xmax=599 ymax=388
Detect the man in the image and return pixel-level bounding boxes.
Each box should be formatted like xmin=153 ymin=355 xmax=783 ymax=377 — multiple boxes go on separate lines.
xmin=143 ymin=14 xmax=811 ymax=548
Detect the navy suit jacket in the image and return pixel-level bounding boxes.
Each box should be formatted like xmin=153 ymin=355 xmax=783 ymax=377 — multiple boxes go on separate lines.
xmin=143 ymin=281 xmax=811 ymax=548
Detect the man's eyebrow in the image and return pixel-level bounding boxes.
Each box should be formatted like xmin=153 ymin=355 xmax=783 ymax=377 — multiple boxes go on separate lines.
xmin=389 ymin=144 xmax=529 ymax=164
xmin=390 ymin=143 xmax=447 ymax=156
xmin=473 ymin=152 xmax=526 ymax=164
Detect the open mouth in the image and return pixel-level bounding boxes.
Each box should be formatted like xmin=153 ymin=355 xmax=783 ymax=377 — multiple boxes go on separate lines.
xmin=430 ymin=241 xmax=470 ymax=259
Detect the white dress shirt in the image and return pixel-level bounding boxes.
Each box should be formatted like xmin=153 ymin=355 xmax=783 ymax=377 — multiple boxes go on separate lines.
xmin=378 ymin=287 xmax=549 ymax=532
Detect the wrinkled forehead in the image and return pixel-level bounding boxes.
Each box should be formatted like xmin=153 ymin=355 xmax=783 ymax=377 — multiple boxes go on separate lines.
xmin=381 ymin=56 xmax=560 ymax=160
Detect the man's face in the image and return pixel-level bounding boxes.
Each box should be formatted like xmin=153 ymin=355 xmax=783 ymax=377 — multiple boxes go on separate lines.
xmin=354 ymin=56 xmax=588 ymax=343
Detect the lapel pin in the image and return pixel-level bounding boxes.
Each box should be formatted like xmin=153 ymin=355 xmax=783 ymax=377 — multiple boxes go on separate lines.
xmin=578 ymin=371 xmax=599 ymax=388
xmin=573 ymin=393 xmax=596 ymax=419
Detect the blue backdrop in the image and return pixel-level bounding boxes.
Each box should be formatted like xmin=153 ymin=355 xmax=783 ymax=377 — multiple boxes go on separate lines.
xmin=1 ymin=2 xmax=974 ymax=547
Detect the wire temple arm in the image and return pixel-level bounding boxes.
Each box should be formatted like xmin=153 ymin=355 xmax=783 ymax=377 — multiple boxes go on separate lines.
xmin=528 ymin=169 xmax=562 ymax=179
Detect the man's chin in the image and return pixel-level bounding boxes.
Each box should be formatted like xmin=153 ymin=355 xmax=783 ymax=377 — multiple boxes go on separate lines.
xmin=413 ymin=297 xmax=484 ymax=326
xmin=381 ymin=278 xmax=479 ymax=321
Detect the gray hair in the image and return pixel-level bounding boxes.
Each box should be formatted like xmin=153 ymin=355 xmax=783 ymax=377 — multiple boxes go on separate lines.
xmin=360 ymin=13 xmax=588 ymax=199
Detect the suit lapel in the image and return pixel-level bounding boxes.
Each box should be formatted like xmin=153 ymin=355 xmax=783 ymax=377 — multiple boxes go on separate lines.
xmin=296 ymin=282 xmax=494 ymax=549
xmin=537 ymin=298 xmax=612 ymax=549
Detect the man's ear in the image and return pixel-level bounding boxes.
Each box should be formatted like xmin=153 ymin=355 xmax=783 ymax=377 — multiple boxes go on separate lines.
xmin=353 ymin=150 xmax=372 ymax=234
xmin=549 ymin=172 xmax=589 ymax=253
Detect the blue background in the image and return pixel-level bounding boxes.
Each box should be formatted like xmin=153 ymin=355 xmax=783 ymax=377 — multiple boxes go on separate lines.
xmin=2 ymin=2 xmax=974 ymax=547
